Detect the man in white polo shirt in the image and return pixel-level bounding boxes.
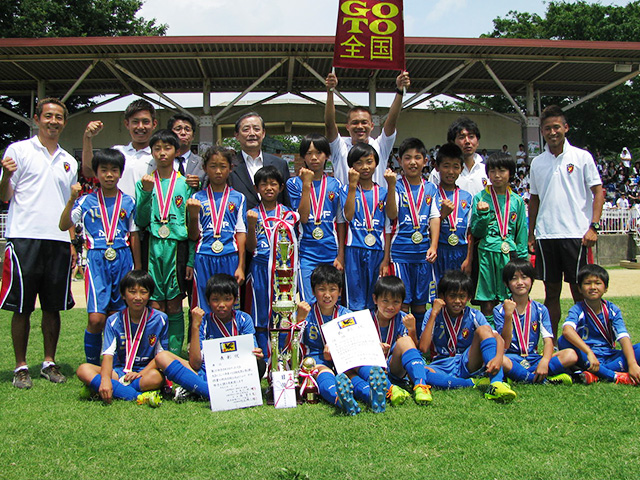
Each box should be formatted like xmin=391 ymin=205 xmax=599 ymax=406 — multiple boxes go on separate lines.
xmin=528 ymin=104 xmax=604 ymax=341
xmin=0 ymin=98 xmax=77 ymax=388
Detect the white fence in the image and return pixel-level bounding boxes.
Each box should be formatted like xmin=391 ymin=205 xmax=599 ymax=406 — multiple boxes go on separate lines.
xmin=601 ymin=208 xmax=638 ymax=235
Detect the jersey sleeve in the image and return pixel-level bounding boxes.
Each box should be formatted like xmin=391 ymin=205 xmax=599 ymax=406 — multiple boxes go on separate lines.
xmin=71 ymin=197 xmax=84 ymax=225
xmin=562 ymin=304 xmax=582 ymax=330
xmin=236 ymin=194 xmax=247 ymax=233
xmin=514 ymin=195 xmax=529 ymax=258
xmin=537 ymin=302 xmax=554 ymax=339
xmin=493 ymin=305 xmax=506 ymax=333
xmin=470 ymin=191 xmax=491 ymax=238
xmin=584 ymin=153 xmax=602 ymax=188
xmin=609 ymin=302 xmax=630 ymax=341
xmin=156 ymin=311 xmax=169 ymax=353
xmin=101 ymin=314 xmax=120 ymax=357
xmin=135 ymin=181 xmax=152 ymax=229
xmin=286 ymin=177 xmax=302 ymax=211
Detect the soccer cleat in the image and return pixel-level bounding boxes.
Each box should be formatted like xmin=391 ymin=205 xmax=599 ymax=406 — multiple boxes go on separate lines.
xmin=386 ymin=385 xmax=410 ymax=407
xmin=484 ymin=381 xmax=517 ymax=403
xmin=40 ymin=364 xmax=67 ymax=383
xmin=413 ymin=384 xmax=433 ymax=405
xmin=13 ymin=369 xmax=32 ymax=389
xmin=78 ymin=385 xmax=99 ymax=400
xmin=546 ymin=373 xmax=573 ymax=386
xmin=335 ymin=373 xmax=360 ymax=416
xmin=136 ymin=390 xmax=162 ymax=408
xmin=573 ymin=371 xmax=599 ymax=385
xmin=368 ymin=366 xmax=387 ymax=413
xmin=173 ymin=385 xmax=192 ymax=403
xmin=472 ymin=377 xmax=491 ymax=392
xmin=614 ymin=372 xmax=637 ymax=385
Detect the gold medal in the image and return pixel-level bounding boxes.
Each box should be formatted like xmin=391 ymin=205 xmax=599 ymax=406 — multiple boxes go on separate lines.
xmin=104 ymin=247 xmax=117 ymax=261
xmin=158 ymin=224 xmax=170 ymax=238
xmin=364 ymin=233 xmax=376 ymax=247
xmin=501 ymin=241 xmax=510 ymax=254
xmin=447 ymin=233 xmax=459 ymax=246
xmin=519 ymin=358 xmax=530 ymax=369
xmin=212 ymin=240 xmax=224 ymax=254
xmin=312 ymin=226 xmax=324 ymax=240
xmin=411 ymin=230 xmax=423 ymax=244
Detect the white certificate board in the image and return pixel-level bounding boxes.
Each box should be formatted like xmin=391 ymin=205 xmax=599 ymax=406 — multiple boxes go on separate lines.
xmin=202 ymin=334 xmax=263 ymax=412
xmin=320 ymin=309 xmax=386 ymax=374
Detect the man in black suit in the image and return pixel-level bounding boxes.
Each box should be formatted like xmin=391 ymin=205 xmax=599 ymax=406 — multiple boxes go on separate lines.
xmin=168 ymin=113 xmax=206 ymax=190
xmin=229 ymin=112 xmax=290 ymax=210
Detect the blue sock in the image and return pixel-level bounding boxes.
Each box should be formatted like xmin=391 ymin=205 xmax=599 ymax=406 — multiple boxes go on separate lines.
xmin=350 ymin=375 xmax=371 ymax=403
xmin=424 ymin=369 xmax=474 ymax=389
xmin=129 ymin=377 xmax=142 ymax=392
xmin=401 ymin=348 xmax=427 ymax=385
xmin=84 ymin=330 xmax=102 ymax=365
xmin=89 ymin=374 xmax=138 ymax=401
xmin=596 ymin=364 xmax=617 ymax=382
xmin=548 ymin=356 xmax=566 ymax=376
xmin=413 ymin=311 xmax=426 ymax=334
xmin=164 ymin=360 xmax=210 ymax=398
xmin=480 ymin=338 xmax=504 ymax=382
xmin=506 ymin=360 xmax=534 ymax=383
xmin=317 ymin=371 xmax=338 ymax=405
xmin=255 ymin=330 xmax=270 ymax=363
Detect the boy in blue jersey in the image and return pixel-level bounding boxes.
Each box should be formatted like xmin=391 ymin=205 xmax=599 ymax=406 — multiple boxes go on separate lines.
xmin=383 ymin=137 xmax=440 ymax=334
xmin=419 ymin=269 xmax=517 ymax=402
xmin=287 ymin=134 xmax=345 ymax=303
xmin=189 ymin=146 xmax=247 ymax=312
xmin=155 ymin=273 xmax=266 ymax=401
xmin=559 ymin=264 xmax=640 ymax=385
xmin=494 ymin=259 xmax=575 ymax=385
xmin=341 ymin=143 xmax=388 ymax=310
xmin=59 ymin=148 xmax=140 ymax=365
xmin=245 ymin=165 xmax=297 ymax=359
xmin=299 ymin=264 xmax=389 ymax=415
xmin=432 ymin=143 xmax=473 ymax=283
xmin=76 ymin=271 xmax=167 ymax=406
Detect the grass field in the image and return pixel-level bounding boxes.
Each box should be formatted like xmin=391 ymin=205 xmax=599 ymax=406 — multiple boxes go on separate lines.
xmin=1 ymin=298 xmax=640 ymax=480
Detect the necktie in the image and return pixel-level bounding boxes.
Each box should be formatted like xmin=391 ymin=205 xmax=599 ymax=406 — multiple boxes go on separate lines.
xmin=177 ymin=156 xmax=185 ymax=176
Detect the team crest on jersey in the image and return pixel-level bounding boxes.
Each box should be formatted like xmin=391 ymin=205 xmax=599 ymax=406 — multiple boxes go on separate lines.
xmin=425 ymin=195 xmax=432 ymax=205
xmin=510 ymin=212 xmax=517 ymax=221
xmin=567 ymin=164 xmax=575 ymax=174
xmin=532 ymin=321 xmax=538 ymax=332
xmin=175 ymin=196 xmax=183 ymax=207
xmin=148 ymin=334 xmax=157 ymax=347
xmin=221 ymin=341 xmax=237 ymax=353
xmin=338 ymin=317 xmax=356 ymax=329
xmin=461 ymin=200 xmax=467 ymax=209
xmin=63 ymin=162 xmax=70 ymax=172
xmin=378 ymin=201 xmax=384 ymax=211
xmin=328 ymin=191 xmax=336 ymax=202
xmin=228 ymin=202 xmax=236 ymax=212
xmin=119 ymin=208 xmax=126 ymax=219
xmin=461 ymin=328 xmax=470 ymax=339
xmin=482 ymin=178 xmax=488 ymax=186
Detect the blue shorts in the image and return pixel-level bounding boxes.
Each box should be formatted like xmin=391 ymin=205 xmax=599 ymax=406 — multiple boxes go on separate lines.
xmin=428 ymin=348 xmax=483 ymax=379
xmin=344 ymin=246 xmax=384 ymax=311
xmin=506 ymin=353 xmax=543 ymax=372
xmin=390 ymin=261 xmax=436 ymax=305
xmin=193 ymin=252 xmax=238 ymax=313
xmin=246 ymin=259 xmax=271 ymax=329
xmin=85 ymin=248 xmax=133 ymax=314
xmin=434 ymin=243 xmax=467 ymax=284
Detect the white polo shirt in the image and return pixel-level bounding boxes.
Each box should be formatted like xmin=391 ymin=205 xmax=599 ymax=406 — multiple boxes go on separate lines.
xmin=113 ymin=143 xmax=155 ymax=198
xmin=529 ymin=139 xmax=601 ymax=239
xmin=330 ymin=129 xmax=396 ymax=189
xmin=428 ymin=153 xmax=489 ymax=197
xmin=2 ymin=136 xmax=77 ymax=242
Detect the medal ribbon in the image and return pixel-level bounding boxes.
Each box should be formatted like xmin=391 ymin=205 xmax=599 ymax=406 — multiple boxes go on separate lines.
xmin=359 ymin=184 xmax=379 ymax=233
xmin=512 ymin=301 xmax=532 ymax=357
xmin=212 ymin=312 xmax=238 ymax=337
xmin=489 ymin=186 xmax=510 ymax=239
xmin=401 ymin=177 xmax=425 ymax=230
xmin=583 ymin=301 xmax=615 ymax=348
xmin=258 ymin=203 xmax=282 ymax=241
xmin=442 ymin=308 xmax=463 ymax=356
xmin=153 ymin=171 xmax=177 ymax=223
xmin=373 ymin=312 xmax=395 ymax=360
xmin=207 ymin=185 xmax=230 ymax=237
xmin=123 ymin=307 xmax=149 ymax=373
xmin=97 ymin=188 xmax=123 ymax=245
xmin=438 ymin=186 xmax=459 ymax=233
xmin=313 ymin=303 xmax=339 ymax=345
xmin=310 ymin=175 xmax=328 ymax=226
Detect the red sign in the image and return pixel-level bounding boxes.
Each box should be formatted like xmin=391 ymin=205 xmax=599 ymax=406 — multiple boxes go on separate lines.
xmin=333 ymin=0 xmax=405 ymax=71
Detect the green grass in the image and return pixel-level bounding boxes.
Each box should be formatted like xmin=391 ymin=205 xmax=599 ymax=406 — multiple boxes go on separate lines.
xmin=1 ymin=299 xmax=640 ymax=480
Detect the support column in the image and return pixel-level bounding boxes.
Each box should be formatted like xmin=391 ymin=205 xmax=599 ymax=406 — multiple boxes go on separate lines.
xmin=199 ymin=78 xmax=214 ymax=149
xmin=524 ymin=83 xmax=541 ymax=158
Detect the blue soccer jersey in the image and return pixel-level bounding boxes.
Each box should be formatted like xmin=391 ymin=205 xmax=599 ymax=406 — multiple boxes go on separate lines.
xmin=102 ymin=307 xmax=168 ymax=372
xmin=563 ymin=300 xmax=629 ymax=357
xmin=192 ymin=186 xmax=247 ymax=256
xmin=341 ymin=183 xmax=387 ymax=250
xmin=372 ymin=309 xmax=408 ymax=358
xmin=425 ymin=306 xmax=488 ymax=360
xmin=250 ymin=203 xmax=294 ymax=264
xmin=302 ymin=304 xmax=352 ymax=361
xmin=494 ymin=300 xmax=553 ymax=356
xmin=386 ymin=178 xmax=440 ymax=263
xmin=71 ymin=190 xmax=137 ymax=250
xmin=434 ymin=187 xmax=472 ymax=247
xmin=198 ymin=310 xmax=258 ymax=372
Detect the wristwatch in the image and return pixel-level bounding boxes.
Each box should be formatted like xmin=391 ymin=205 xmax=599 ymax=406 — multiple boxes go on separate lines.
xmin=590 ymin=222 xmax=601 ymax=232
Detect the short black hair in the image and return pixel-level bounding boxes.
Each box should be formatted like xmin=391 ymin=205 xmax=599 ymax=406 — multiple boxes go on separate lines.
xmin=347 ymin=106 xmax=372 ymax=121
xmin=300 ymin=133 xmax=331 ymax=158
xmin=310 ymin=264 xmax=343 ymax=290
xmin=92 ymin=148 xmax=125 ymax=175
xmin=347 ymin=142 xmax=379 ymax=168
xmin=436 ymin=143 xmax=463 ymax=167
xmin=437 ymin=270 xmax=474 ymax=298
xmin=540 ymin=104 xmax=567 ymax=125
xmin=235 ymin=112 xmax=265 ymax=133
xmin=578 ymin=264 xmax=609 ymax=288
xmin=167 ymin=113 xmax=196 ymax=131
xmin=447 ymin=116 xmax=481 ymax=143
xmin=254 ymin=165 xmax=284 ymax=187
xmin=119 ymin=270 xmax=155 ymax=297
xmin=485 ymin=152 xmax=516 ymax=179
xmin=373 ymin=275 xmax=406 ymax=302
xmin=205 ymin=273 xmax=239 ymax=300
xmin=149 ymin=129 xmax=180 ymax=150
xmin=502 ymin=259 xmax=536 ymax=287
xmin=202 ymin=145 xmax=235 ymax=168
xmin=124 ymin=99 xmax=156 ymax=121
xmin=398 ymin=137 xmax=427 ymax=158
xmin=35 ymin=97 xmax=68 ymax=120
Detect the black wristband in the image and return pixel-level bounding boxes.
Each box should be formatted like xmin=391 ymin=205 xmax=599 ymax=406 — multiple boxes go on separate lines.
xmin=395 ymin=88 xmax=404 ymax=96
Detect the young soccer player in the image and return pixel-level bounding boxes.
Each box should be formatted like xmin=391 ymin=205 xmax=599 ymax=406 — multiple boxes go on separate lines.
xmin=287 ymin=134 xmax=345 ymax=303
xmin=494 ymin=259 xmax=576 ymax=385
xmin=59 ymin=148 xmax=140 ymax=365
xmin=341 ymin=143 xmax=388 ymax=311
xmin=383 ymin=137 xmax=440 ymax=334
xmin=470 ymin=152 xmax=528 ymax=324
xmin=136 ymin=129 xmax=195 ymax=356
xmin=558 ymin=264 xmax=640 ymax=385
xmin=419 ymin=269 xmax=517 ymax=402
xmin=432 ymin=143 xmax=473 ymax=282
xmin=76 ymin=270 xmax=167 ymax=405
xmin=189 ymin=146 xmax=247 ymax=312
xmin=154 ymin=273 xmax=265 ymax=401
xmin=245 ymin=165 xmax=296 ymax=359
xmin=299 ymin=264 xmax=388 ymax=415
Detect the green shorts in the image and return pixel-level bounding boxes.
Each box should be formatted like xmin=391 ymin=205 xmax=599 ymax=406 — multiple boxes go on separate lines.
xmin=148 ymin=236 xmax=188 ymax=301
xmin=475 ymin=249 xmax=510 ymax=303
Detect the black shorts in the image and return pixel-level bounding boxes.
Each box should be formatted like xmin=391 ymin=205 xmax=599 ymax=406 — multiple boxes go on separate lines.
xmin=535 ymin=238 xmax=591 ymax=284
xmin=0 ymin=239 xmax=75 ymax=314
